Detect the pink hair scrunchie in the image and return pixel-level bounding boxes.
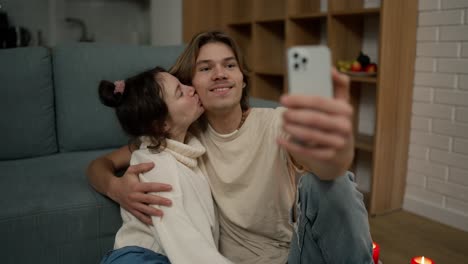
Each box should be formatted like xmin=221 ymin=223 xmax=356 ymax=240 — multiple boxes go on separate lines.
xmin=113 ymin=80 xmax=125 ymax=94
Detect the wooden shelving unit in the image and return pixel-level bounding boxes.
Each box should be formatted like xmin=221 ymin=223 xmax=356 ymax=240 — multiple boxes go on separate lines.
xmin=182 ymin=0 xmax=418 ymax=215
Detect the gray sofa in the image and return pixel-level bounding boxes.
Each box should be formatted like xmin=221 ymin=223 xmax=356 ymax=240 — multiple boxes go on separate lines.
xmin=0 ymin=44 xmax=278 ymax=264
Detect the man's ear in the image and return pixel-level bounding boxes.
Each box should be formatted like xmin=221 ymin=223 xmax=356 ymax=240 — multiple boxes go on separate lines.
xmin=242 ymin=82 xmax=246 ymax=88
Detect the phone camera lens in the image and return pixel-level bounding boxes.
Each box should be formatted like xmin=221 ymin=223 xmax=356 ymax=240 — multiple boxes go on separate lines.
xmin=294 ymin=63 xmax=299 ymax=70
xmin=293 ymin=53 xmax=298 ymax=59
xmin=302 ymin=57 xmax=308 ymax=64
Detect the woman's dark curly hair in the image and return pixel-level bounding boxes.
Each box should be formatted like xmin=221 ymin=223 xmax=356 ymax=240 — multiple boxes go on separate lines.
xmin=98 ymin=66 xmax=169 ymax=151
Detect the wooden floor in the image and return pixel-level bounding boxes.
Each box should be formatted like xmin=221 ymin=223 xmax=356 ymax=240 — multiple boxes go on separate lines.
xmin=369 ymin=210 xmax=468 ymax=264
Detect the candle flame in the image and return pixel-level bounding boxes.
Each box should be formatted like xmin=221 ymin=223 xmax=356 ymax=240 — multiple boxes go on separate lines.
xmin=421 ymin=256 xmax=425 ymax=264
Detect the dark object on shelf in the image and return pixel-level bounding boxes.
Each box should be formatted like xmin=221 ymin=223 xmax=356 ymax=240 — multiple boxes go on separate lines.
xmin=357 ymin=51 xmax=371 ymax=68
xmin=0 ymin=10 xmax=32 ymax=48
xmin=6 ymin=27 xmax=31 ymax=48
xmin=0 ymin=10 xmax=8 ymax=28
xmin=0 ymin=10 xmax=10 ymax=48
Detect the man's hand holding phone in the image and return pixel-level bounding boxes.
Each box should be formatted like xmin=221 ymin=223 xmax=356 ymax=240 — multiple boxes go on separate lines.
xmin=278 ymin=46 xmax=354 ymax=180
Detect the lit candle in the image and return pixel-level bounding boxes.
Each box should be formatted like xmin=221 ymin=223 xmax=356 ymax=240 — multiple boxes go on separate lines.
xmin=372 ymin=242 xmax=380 ymax=264
xmin=411 ymin=256 xmax=435 ymax=264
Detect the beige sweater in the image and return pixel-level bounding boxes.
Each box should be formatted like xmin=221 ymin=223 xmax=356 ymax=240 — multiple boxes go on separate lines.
xmin=113 ymin=136 xmax=232 ymax=264
xmin=198 ymin=107 xmax=297 ymax=264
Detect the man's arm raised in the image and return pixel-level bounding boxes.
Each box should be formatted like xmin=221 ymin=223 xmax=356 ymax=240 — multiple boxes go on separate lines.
xmin=277 ymin=68 xmax=354 ymax=180
xmin=86 ymin=146 xmax=173 ymax=225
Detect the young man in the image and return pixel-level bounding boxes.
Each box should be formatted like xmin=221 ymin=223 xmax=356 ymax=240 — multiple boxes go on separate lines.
xmin=87 ymin=31 xmax=373 ymax=263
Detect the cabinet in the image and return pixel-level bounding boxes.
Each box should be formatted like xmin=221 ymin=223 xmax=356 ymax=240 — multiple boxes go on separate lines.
xmin=183 ymin=0 xmax=418 ymax=215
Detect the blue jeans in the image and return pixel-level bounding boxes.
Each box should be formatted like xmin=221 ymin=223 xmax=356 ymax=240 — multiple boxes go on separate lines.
xmin=100 ymin=246 xmax=170 ymax=264
xmin=288 ymin=172 xmax=373 ymax=264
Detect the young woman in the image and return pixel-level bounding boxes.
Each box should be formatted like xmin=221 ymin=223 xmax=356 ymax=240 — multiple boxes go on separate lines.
xmin=98 ymin=67 xmax=232 ymax=264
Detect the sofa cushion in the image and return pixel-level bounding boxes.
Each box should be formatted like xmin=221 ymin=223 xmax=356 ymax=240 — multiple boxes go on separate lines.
xmin=0 ymin=150 xmax=121 ymax=263
xmin=53 ymin=43 xmax=185 ymax=152
xmin=0 ymin=47 xmax=57 ymax=160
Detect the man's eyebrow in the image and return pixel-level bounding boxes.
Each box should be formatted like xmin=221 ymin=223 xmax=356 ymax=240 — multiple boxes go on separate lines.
xmin=195 ymin=60 xmax=211 ymax=65
xmin=195 ymin=56 xmax=237 ymax=65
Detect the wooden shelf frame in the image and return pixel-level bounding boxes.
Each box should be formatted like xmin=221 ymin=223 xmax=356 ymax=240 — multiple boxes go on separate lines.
xmin=355 ymin=134 xmax=375 ymax=152
xmin=255 ymin=0 xmax=287 ymax=21
xmin=183 ymin=0 xmax=418 ymax=215
xmin=226 ymin=0 xmax=254 ymax=24
xmin=288 ymin=0 xmax=322 ymax=16
xmin=289 ymin=12 xmax=328 ymax=20
xmin=330 ymin=8 xmax=381 ymax=17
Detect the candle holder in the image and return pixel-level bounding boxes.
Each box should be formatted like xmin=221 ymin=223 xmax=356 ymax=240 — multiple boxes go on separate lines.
xmin=411 ymin=256 xmax=435 ymax=264
xmin=372 ymin=242 xmax=380 ymax=264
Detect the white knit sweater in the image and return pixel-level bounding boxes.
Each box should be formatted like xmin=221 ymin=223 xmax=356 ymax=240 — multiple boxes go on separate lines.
xmin=113 ymin=136 xmax=232 ymax=264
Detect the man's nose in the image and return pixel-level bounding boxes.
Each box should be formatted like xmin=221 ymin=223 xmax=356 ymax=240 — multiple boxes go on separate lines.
xmin=213 ymin=65 xmax=227 ymax=80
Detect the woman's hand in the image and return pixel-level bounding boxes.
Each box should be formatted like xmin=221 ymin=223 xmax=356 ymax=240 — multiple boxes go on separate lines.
xmin=278 ymin=68 xmax=354 ymax=180
xmin=108 ymin=162 xmax=173 ymax=225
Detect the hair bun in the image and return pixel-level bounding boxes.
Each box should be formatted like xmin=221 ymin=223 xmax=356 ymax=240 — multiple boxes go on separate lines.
xmin=98 ymin=80 xmax=124 ymax=107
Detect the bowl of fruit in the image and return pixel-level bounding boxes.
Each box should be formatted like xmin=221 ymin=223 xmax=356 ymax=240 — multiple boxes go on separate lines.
xmin=337 ymin=51 xmax=377 ymax=77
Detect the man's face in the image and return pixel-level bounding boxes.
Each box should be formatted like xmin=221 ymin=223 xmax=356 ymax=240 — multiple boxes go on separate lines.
xmin=192 ymin=42 xmax=244 ymax=114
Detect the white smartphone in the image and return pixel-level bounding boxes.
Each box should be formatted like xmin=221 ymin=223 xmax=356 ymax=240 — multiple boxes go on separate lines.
xmin=287 ymin=45 xmax=333 ymax=98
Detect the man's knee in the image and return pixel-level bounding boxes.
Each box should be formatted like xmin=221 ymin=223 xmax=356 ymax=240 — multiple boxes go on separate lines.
xmin=297 ymin=171 xmax=367 ymax=221
xmin=295 ymin=172 xmax=373 ymax=263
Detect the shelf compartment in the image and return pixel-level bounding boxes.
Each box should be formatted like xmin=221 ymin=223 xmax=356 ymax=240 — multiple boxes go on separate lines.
xmin=226 ymin=24 xmax=253 ymax=69
xmin=254 ymin=21 xmax=286 ymax=75
xmin=329 ymin=0 xmax=381 ymax=12
xmin=354 ymin=83 xmax=377 ymax=139
xmin=328 ymin=15 xmax=366 ymax=65
xmin=255 ymin=0 xmax=286 ymax=21
xmin=252 ymin=73 xmax=284 ymax=101
xmin=349 ymin=75 xmax=378 ymax=84
xmin=288 ymin=0 xmax=323 ymax=16
xmin=355 ymin=134 xmax=374 ymax=152
xmin=332 ymin=14 xmax=380 ymax=73
xmin=286 ymin=16 xmax=327 ymax=47
xmin=331 ymin=8 xmax=380 ymax=17
xmin=225 ymin=0 xmax=253 ymax=24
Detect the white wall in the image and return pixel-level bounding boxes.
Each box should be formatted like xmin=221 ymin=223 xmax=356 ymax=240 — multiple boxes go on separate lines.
xmin=404 ymin=0 xmax=468 ymax=232
xmin=60 ymin=0 xmax=151 ymax=45
xmin=150 ymin=0 xmax=182 ymax=46
xmin=1 ymin=0 xmax=182 ymax=46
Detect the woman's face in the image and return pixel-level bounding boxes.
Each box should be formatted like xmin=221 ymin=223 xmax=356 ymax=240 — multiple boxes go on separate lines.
xmin=191 ymin=42 xmax=244 ymax=113
xmin=158 ymin=72 xmax=204 ymax=134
